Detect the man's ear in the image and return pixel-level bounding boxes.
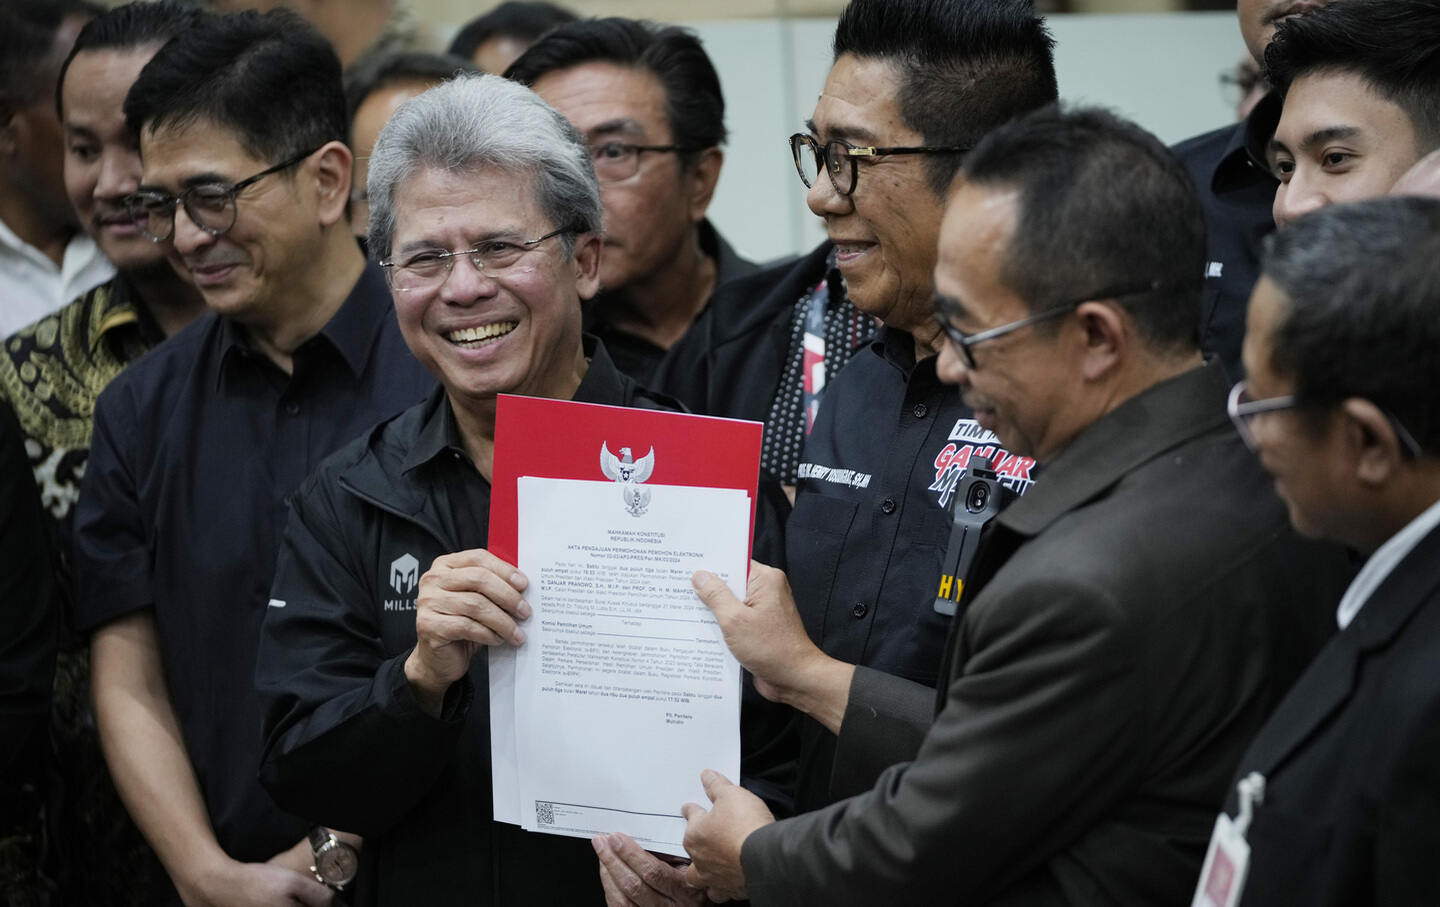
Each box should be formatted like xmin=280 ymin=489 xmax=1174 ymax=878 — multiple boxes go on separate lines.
xmin=1073 ymin=300 xmax=1127 ymax=382
xmin=1342 ymin=397 xmax=1407 ymax=486
xmin=573 ymin=230 xmax=603 ymax=301
xmin=684 ymin=147 xmax=723 ymax=223
xmin=311 ymin=140 xmax=354 ymax=229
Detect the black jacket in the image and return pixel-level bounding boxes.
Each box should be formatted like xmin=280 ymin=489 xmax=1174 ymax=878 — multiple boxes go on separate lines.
xmin=256 ymin=342 xmax=792 ymax=903
xmin=1230 ymin=521 xmax=1440 ymax=906
xmin=255 ymin=346 xmax=667 ymax=905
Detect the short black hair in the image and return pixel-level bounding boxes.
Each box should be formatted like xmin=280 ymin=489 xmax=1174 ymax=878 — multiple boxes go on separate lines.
xmin=833 ymin=0 xmax=1058 ymax=195
xmin=0 ymin=0 xmax=101 ymax=108
xmin=447 ymin=2 xmax=577 ymax=64
xmin=344 ymin=51 xmax=481 ymax=127
xmin=1262 ymin=196 xmax=1440 ymax=454
xmin=1266 ymin=0 xmax=1440 ymax=153
xmin=961 ymin=105 xmax=1205 ymax=353
xmin=57 ymin=1 xmax=200 ymax=119
xmin=124 ymin=9 xmax=347 ymax=165
xmin=506 ymin=17 xmax=726 ymax=166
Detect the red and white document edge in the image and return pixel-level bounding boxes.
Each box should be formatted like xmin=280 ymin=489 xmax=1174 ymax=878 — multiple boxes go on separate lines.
xmin=488 ymin=394 xmax=762 ymax=856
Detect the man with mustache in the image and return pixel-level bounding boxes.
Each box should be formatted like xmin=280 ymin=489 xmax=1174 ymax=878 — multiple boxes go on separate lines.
xmin=73 ymin=10 xmax=430 ymax=905
xmin=0 ymin=0 xmax=113 ymax=337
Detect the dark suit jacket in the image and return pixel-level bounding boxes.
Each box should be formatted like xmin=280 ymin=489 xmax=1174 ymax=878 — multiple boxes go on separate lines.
xmin=1230 ymin=520 xmax=1440 ymax=906
xmin=740 ymin=363 xmax=1349 ymax=906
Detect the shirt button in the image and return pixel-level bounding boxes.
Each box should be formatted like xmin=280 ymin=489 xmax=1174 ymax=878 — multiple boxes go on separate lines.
xmin=880 ymin=497 xmax=896 ymax=514
xmin=913 ymin=402 xmax=928 ymax=418
xmin=852 ymin=602 xmax=868 ymax=619
xmin=284 ymin=400 xmax=300 ymax=416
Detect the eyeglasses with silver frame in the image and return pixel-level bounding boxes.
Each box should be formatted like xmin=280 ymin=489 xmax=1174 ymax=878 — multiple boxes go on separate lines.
xmin=1227 ymin=380 xmax=1423 ymax=458
xmin=933 ymin=280 xmax=1165 ymax=370
xmin=378 ymin=225 xmax=576 ymax=294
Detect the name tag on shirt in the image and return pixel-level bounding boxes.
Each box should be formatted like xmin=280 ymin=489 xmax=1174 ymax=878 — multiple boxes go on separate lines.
xmin=1191 ymin=812 xmax=1250 ymax=907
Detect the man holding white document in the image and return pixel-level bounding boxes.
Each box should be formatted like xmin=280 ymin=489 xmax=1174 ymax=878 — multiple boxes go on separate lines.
xmin=252 ymin=74 xmax=711 ymax=905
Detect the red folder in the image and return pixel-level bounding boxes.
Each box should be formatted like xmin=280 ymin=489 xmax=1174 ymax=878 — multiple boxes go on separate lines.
xmin=489 ymin=394 xmax=764 ymax=566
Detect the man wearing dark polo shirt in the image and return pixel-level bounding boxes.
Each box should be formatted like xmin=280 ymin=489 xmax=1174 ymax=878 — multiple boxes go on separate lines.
xmin=507 ymin=18 xmax=757 ymax=388
xmin=766 ymin=0 xmax=1057 ymax=814
xmin=73 ymin=11 xmax=431 ymax=905
xmin=252 ymin=73 xmax=644 ymax=905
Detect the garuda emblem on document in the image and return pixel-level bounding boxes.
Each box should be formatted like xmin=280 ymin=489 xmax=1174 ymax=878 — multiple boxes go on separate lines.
xmin=600 ymin=443 xmax=655 ymax=517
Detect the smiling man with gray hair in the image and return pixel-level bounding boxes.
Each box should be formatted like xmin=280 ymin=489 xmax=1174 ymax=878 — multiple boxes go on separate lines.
xmin=252 ymin=72 xmax=672 ymax=904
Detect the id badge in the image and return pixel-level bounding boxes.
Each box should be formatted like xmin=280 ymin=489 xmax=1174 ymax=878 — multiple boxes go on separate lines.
xmin=1190 ymin=812 xmax=1250 ymax=907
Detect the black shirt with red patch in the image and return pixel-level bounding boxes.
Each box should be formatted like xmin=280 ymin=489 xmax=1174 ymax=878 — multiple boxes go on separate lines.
xmin=787 ymin=326 xmax=1035 ymax=810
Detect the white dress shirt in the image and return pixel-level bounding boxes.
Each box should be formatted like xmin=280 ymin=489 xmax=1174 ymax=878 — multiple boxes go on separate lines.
xmin=1336 ymin=495 xmax=1440 ymax=629
xmin=0 ymin=215 xmax=115 ymax=337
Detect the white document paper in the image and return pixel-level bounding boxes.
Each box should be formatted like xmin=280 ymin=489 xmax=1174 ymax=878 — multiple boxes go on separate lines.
xmin=490 ymin=476 xmax=749 ymax=856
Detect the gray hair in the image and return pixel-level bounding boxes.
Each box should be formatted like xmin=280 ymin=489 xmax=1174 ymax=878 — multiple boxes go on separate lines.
xmin=366 ymin=72 xmax=602 ymax=262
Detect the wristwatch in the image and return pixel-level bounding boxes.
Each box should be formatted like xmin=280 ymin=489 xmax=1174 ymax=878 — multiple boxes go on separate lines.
xmin=308 ymin=826 xmax=359 ymax=891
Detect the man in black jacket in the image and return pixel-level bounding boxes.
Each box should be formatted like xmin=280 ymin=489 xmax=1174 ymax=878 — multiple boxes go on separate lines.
xmin=255 ymin=73 xmax=659 ymax=905
xmin=1208 ymin=197 xmax=1440 ymax=906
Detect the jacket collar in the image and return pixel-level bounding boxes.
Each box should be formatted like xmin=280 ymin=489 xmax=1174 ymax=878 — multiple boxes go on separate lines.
xmin=996 ymin=361 xmax=1231 ymax=539
xmin=350 ymin=335 xmax=638 ymax=510
xmin=1240 ymin=523 xmax=1440 ymax=777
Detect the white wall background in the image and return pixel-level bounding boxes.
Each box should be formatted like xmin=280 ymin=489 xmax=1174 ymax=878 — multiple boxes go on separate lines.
xmin=689 ymin=12 xmax=1245 ymax=261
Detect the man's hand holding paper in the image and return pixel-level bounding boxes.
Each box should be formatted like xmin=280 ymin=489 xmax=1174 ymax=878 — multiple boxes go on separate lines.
xmin=405 ymin=549 xmax=532 ymax=717
xmin=693 ymin=563 xmax=856 ymax=735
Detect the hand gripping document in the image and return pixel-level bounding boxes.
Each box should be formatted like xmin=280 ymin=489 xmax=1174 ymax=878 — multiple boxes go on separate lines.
xmin=488 ymin=395 xmax=763 ymax=856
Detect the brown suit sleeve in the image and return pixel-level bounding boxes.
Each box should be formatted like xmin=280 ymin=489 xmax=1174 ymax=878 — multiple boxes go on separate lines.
xmin=740 ymin=576 xmax=1143 ymax=906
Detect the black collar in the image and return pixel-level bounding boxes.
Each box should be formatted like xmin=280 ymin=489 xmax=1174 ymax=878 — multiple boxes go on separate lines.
xmin=216 ymin=261 xmax=391 ymax=389
xmin=1212 ymin=92 xmax=1282 ymax=194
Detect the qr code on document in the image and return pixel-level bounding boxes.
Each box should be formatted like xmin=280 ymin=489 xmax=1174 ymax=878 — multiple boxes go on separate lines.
xmin=536 ymin=801 xmax=555 ymax=826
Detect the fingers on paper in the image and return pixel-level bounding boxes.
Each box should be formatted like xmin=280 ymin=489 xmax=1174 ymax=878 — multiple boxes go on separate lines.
xmin=691 ymin=570 xmax=740 ymax=617
xmin=680 ymin=801 xmax=707 ymax=822
xmin=431 ymin=548 xmax=528 ymax=590
xmin=700 ymin=769 xmax=735 ymax=803
xmin=418 ymin=609 xmax=518 ymax=648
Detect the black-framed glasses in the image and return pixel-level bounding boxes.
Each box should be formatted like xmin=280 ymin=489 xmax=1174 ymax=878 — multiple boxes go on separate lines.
xmin=126 ymin=147 xmax=319 ymax=243
xmin=1227 ymin=380 xmax=1423 ymax=458
xmin=789 ymin=133 xmax=969 ymax=197
xmin=933 ymin=281 xmax=1163 ymax=369
xmin=590 ymin=141 xmax=701 ymax=183
xmin=378 ymin=225 xmax=576 ymax=294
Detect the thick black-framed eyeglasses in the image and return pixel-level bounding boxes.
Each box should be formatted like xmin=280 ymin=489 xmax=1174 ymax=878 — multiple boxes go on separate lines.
xmin=933 ymin=281 xmax=1163 ymax=369
xmin=789 ymin=133 xmax=969 ymax=197
xmin=378 ymin=225 xmax=576 ymax=294
xmin=1227 ymin=380 xmax=1423 ymax=459
xmin=126 ymin=147 xmax=319 ymax=243
xmin=589 ymin=141 xmax=702 ymax=183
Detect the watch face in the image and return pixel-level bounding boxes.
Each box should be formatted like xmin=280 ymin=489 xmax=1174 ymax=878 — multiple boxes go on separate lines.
xmin=317 ymin=844 xmax=359 ymax=884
